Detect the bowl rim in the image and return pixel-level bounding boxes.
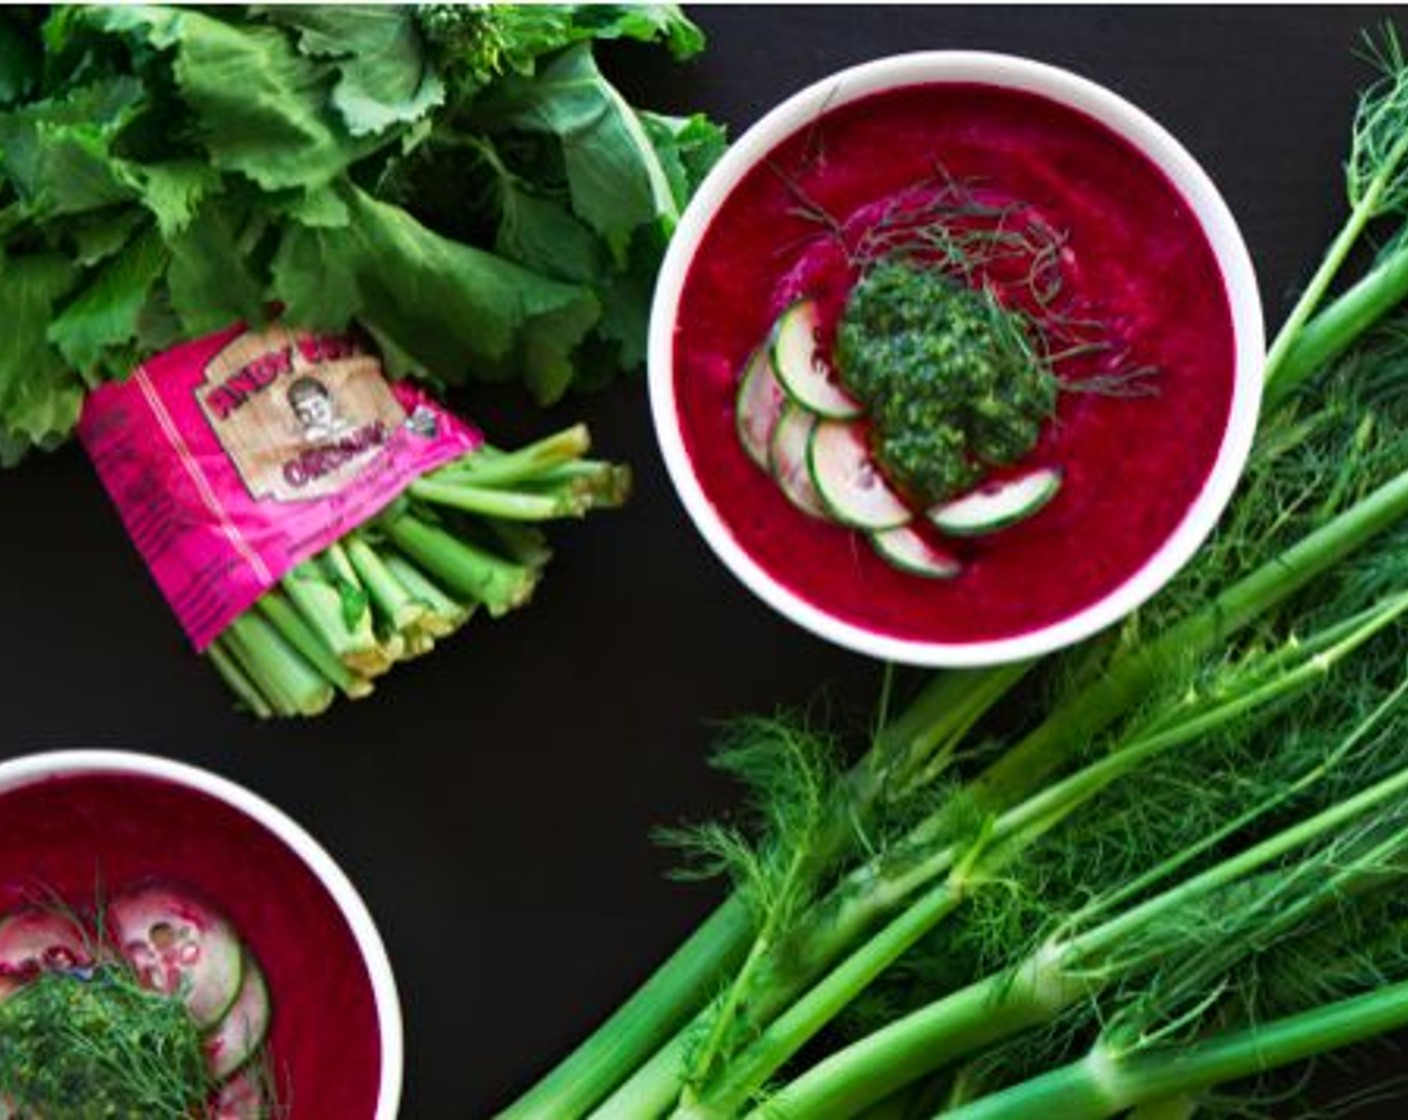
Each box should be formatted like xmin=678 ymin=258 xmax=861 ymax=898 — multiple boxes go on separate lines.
xmin=648 ymin=49 xmax=1265 ymax=666
xmin=0 ymin=748 xmax=404 ymax=1120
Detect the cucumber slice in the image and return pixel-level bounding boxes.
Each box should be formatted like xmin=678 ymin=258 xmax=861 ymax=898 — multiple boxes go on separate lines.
xmin=735 ymin=347 xmax=788 ymax=470
xmin=769 ymin=404 xmax=828 ymax=519
xmin=205 ymin=954 xmax=271 ymax=1080
xmin=213 ymin=1067 xmax=268 ymax=1120
xmin=0 ymin=907 xmax=92 ymax=980
xmin=770 ymin=299 xmax=864 ymax=419
xmin=870 ymin=526 xmax=962 ymax=578
xmin=109 ymin=883 xmax=244 ymax=1030
xmin=928 ymin=467 xmax=1063 ymax=536
xmin=808 ymin=420 xmax=911 ymax=530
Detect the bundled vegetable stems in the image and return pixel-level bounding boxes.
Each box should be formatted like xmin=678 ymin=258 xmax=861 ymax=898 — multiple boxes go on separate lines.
xmin=209 ymin=424 xmax=629 ymax=717
xmin=499 ymin=29 xmax=1408 ymax=1120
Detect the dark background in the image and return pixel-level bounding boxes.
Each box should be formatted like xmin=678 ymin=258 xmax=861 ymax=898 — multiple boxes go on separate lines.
xmin=2 ymin=6 xmax=1405 ymax=1118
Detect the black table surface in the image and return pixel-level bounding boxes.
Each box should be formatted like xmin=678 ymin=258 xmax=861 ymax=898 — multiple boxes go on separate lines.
xmin=4 ymin=6 xmax=1407 ymax=1118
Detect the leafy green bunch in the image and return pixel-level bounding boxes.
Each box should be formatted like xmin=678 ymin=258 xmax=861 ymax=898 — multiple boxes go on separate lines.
xmin=835 ymin=259 xmax=1057 ymax=503
xmin=0 ymin=4 xmax=724 ymax=464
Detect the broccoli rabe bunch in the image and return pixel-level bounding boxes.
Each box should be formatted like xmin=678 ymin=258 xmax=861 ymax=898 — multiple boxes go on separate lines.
xmin=835 ymin=258 xmax=1058 ymax=504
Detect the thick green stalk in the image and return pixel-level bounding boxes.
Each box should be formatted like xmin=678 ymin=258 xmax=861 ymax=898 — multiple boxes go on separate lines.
xmin=534 ymin=460 xmax=635 ymax=506
xmin=383 ymin=513 xmax=536 ymax=616
xmin=1266 ymin=248 xmax=1408 ymax=406
xmin=939 ymin=979 xmax=1408 ymax=1120
xmin=206 ymin=639 xmax=273 ymax=718
xmin=281 ymin=558 xmax=378 ymax=662
xmin=437 ymin=425 xmax=591 ymax=488
xmin=680 ymin=880 xmax=970 ymax=1120
xmin=381 ymin=553 xmax=471 ymax=636
xmin=255 ymin=589 xmax=371 ymax=699
xmin=222 ymin=613 xmax=333 ymax=717
xmin=1262 ymin=127 xmax=1408 ymax=393
xmin=741 ymin=956 xmax=1079 ymax=1120
xmin=344 ymin=534 xmax=426 ymax=632
xmin=494 ymin=897 xmax=753 ymax=1120
xmin=410 ymin=478 xmax=586 ymax=520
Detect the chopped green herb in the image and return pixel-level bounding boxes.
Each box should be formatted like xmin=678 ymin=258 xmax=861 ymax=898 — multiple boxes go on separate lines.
xmin=836 ymin=260 xmax=1057 ymax=502
xmin=0 ymin=965 xmax=210 ymax=1119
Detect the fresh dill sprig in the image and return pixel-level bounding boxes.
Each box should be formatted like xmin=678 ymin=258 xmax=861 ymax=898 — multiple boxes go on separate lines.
xmin=0 ymin=964 xmax=213 ymax=1119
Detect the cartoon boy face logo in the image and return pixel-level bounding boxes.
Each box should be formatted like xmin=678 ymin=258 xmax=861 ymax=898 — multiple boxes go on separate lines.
xmin=287 ymin=376 xmax=344 ymax=443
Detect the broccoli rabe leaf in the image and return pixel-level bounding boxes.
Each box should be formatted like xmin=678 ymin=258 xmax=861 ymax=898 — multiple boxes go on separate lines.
xmin=263 ymin=6 xmax=446 ymax=137
xmin=0 ymin=253 xmax=83 ymax=462
xmin=471 ymin=43 xmax=679 ymax=261
xmin=48 ymin=227 xmax=167 ymax=374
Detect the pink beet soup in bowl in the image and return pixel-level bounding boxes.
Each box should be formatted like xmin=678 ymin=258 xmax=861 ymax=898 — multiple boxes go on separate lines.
xmin=0 ymin=750 xmax=402 ymax=1120
xmin=650 ymin=52 xmax=1264 ymax=665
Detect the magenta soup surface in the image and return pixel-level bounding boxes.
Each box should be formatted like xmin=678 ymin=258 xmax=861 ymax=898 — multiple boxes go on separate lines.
xmin=672 ymin=82 xmax=1236 ymax=643
xmin=0 ymin=772 xmax=382 ymax=1119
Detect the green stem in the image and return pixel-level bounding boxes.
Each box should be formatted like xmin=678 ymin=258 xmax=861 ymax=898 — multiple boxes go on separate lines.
xmin=1074 ymin=733 xmax=1408 ymax=962
xmin=383 ymin=513 xmax=536 ymax=617
xmin=281 ymin=558 xmax=377 ymax=662
xmin=380 ymin=553 xmax=471 ymax=637
xmin=221 ymin=613 xmax=333 ymax=718
xmin=494 ymin=897 xmax=753 ymax=1120
xmin=686 ymin=880 xmax=969 ymax=1120
xmin=410 ymin=479 xmax=586 ymax=521
xmin=254 ymin=589 xmax=370 ymax=699
xmin=743 ymin=955 xmax=1080 ymax=1120
xmin=991 ymin=588 xmax=1408 ymax=853
xmin=532 ymin=460 xmax=635 ymax=507
xmin=940 ymin=979 xmax=1408 ymax=1120
xmin=1262 ymin=131 xmax=1408 ymax=392
xmin=344 ymin=534 xmax=425 ymax=632
xmin=205 ymin=639 xmax=273 ymax=719
xmin=1266 ymin=247 xmax=1408 ymax=406
xmin=681 ymin=827 xmax=820 ymax=1104
xmin=436 ymin=425 xmax=591 ymax=488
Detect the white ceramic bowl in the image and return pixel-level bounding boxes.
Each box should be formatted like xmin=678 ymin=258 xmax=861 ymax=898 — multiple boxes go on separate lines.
xmin=649 ymin=51 xmax=1264 ymax=666
xmin=0 ymin=749 xmax=403 ymax=1120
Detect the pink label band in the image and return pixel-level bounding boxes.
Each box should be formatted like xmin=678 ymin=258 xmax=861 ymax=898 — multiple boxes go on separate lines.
xmin=79 ymin=323 xmax=484 ymax=650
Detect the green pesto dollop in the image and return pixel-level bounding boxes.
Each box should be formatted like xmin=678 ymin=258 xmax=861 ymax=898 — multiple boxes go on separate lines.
xmin=834 ymin=258 xmax=1058 ymax=504
xmin=0 ymin=966 xmax=209 ymax=1119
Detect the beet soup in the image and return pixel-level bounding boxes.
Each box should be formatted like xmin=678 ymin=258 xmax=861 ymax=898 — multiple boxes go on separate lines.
xmin=672 ymin=81 xmax=1237 ymax=644
xmin=0 ymin=772 xmax=382 ymax=1119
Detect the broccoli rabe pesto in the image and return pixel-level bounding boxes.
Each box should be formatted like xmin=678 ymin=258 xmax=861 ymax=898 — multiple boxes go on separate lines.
xmin=835 ymin=259 xmax=1058 ymax=503
xmin=0 ymin=967 xmax=209 ymax=1119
